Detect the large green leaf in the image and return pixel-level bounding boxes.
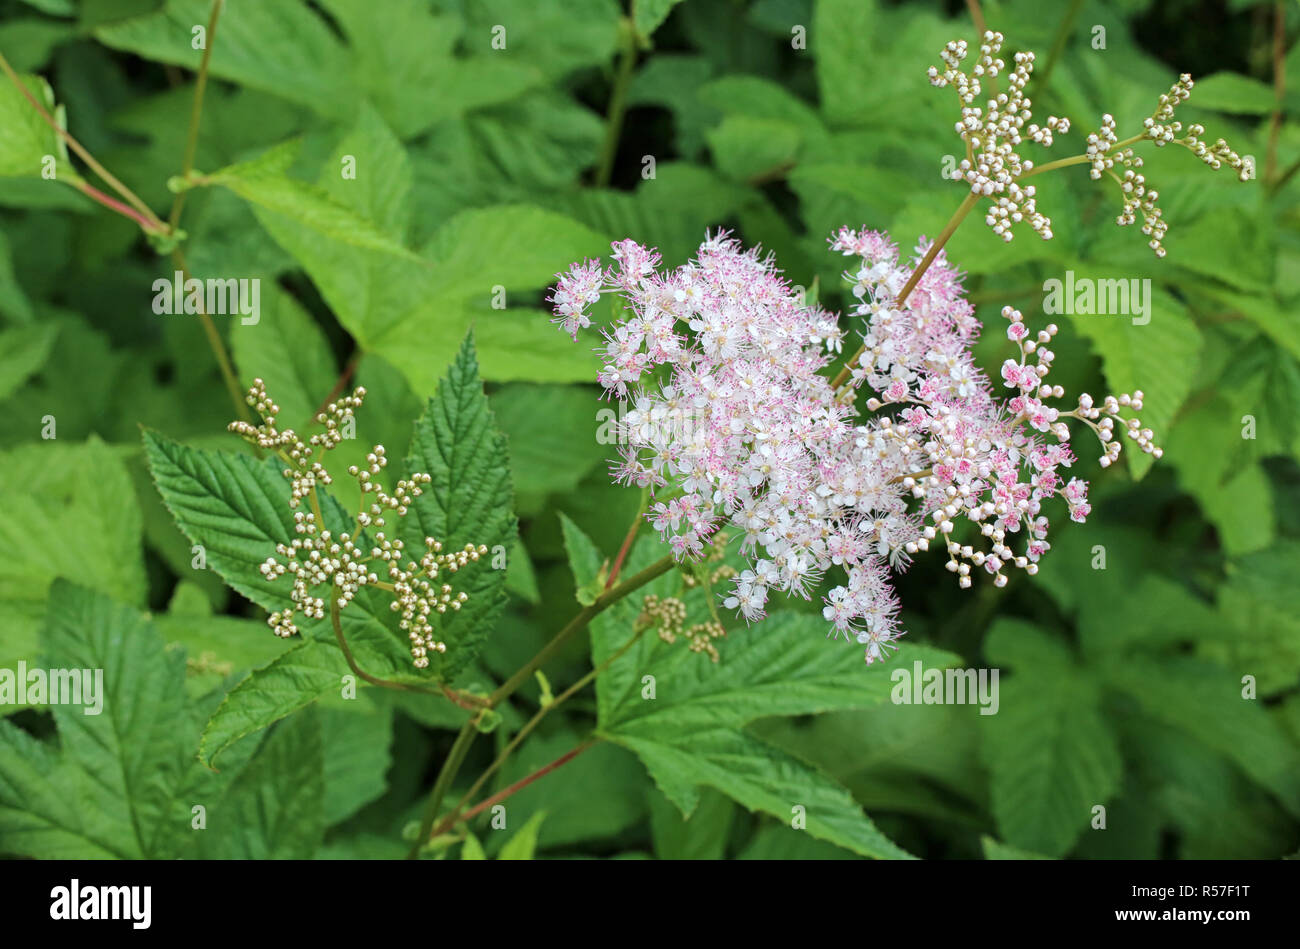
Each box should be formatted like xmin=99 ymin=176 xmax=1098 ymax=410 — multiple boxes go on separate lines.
xmin=0 ymin=323 xmax=56 ymax=399
xmin=561 ymin=517 xmax=953 ymax=858
xmin=0 ymin=583 xmax=186 ymax=858
xmin=617 ymin=727 xmax=915 ymax=859
xmin=368 ymin=205 xmax=610 ymax=390
xmin=319 ymin=704 xmax=393 ymax=826
xmin=314 ymin=0 xmax=538 ymax=139
xmin=812 ymin=0 xmax=879 ymax=128
xmin=979 ymin=620 xmax=1122 ymax=857
xmin=198 ymin=638 xmax=349 ymax=768
xmin=0 ymin=583 xmax=280 ymax=859
xmin=490 ymin=383 xmax=607 ymax=513
xmin=208 ymin=140 xmax=421 ymax=262
xmin=706 ymin=115 xmax=803 ymax=183
xmin=196 ymin=707 xmax=325 ymax=859
xmin=94 ymin=0 xmax=355 ymax=117
xmin=649 ymin=786 xmax=735 ymax=860
xmin=232 ymin=107 xmax=608 ymax=387
xmin=401 ymin=333 xmax=516 ymax=681
xmin=1204 ymin=540 xmax=1300 ymax=695
xmin=0 ymin=438 xmax=146 ymax=608
xmin=1186 ymin=71 xmax=1277 ymax=114
xmin=1099 ymin=653 xmax=1300 ymax=819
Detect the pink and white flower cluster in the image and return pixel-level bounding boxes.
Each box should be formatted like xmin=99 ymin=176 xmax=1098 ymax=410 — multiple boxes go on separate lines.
xmin=548 ymin=231 xmax=1158 ymax=663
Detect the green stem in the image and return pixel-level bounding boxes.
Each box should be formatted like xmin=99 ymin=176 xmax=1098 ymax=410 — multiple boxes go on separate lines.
xmin=432 ymin=625 xmax=649 ymax=839
xmin=1037 ymin=0 xmax=1084 ymax=91
xmin=329 ymin=593 xmax=458 ymax=698
xmin=489 ymin=553 xmax=674 ymax=706
xmin=168 ymin=0 xmax=225 ymax=230
xmin=405 ymin=553 xmax=674 ymax=855
xmin=408 ymin=714 xmax=481 ymax=859
xmin=594 ymin=18 xmax=637 ymax=187
xmin=1016 ymin=133 xmax=1145 ymax=180
xmin=172 ymin=248 xmax=250 ymax=422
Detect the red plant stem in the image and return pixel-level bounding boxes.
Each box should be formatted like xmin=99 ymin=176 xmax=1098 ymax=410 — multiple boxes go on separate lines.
xmin=1265 ymin=0 xmax=1285 ymax=186
xmin=314 ymin=350 xmax=362 ymax=419
xmin=434 ymin=741 xmax=596 ymax=837
xmin=71 ymin=180 xmax=158 ymax=232
xmin=0 ymin=51 xmax=166 ymax=232
xmin=604 ymin=513 xmax=641 ymax=589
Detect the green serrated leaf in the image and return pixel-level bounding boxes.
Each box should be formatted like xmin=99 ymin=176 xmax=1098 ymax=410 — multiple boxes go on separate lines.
xmin=211 ymin=153 xmax=421 ymax=263
xmin=650 ymin=786 xmax=734 ymax=860
xmin=0 ymin=323 xmax=56 ymax=399
xmin=617 ymin=728 xmax=914 ymax=859
xmin=401 ymin=332 xmax=517 ymax=680
xmin=319 ymin=705 xmax=392 ymax=826
xmin=979 ymin=620 xmax=1122 ymax=857
xmin=0 ymin=438 xmax=146 ymax=609
xmin=198 ymin=708 xmax=325 ymax=859
xmin=0 ymin=583 xmax=231 ymax=859
xmin=1099 ymin=653 xmax=1300 ymax=818
xmin=199 ymin=638 xmax=349 ymax=768
xmin=560 ymin=518 xmax=953 ymax=859
xmin=94 ymin=0 xmax=356 ymax=118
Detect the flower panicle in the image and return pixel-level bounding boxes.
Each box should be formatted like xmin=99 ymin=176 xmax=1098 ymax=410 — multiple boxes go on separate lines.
xmin=931 ymin=31 xmax=1250 ymax=255
xmin=228 ymin=379 xmax=487 ymax=669
xmin=536 ymin=29 xmax=1237 ymax=664
xmin=546 ymin=223 xmax=1161 ymax=664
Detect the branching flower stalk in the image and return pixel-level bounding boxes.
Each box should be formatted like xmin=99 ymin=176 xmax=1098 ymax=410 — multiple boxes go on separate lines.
xmin=228 ymin=379 xmax=488 ymax=670
xmin=214 ymin=441 xmax=680 ymax=858
xmin=424 ymin=621 xmax=654 ymax=846
xmin=200 ymin=388 xmax=682 ymax=857
xmin=408 ymin=552 xmax=677 ymax=857
xmin=546 ymin=29 xmax=1246 ymax=664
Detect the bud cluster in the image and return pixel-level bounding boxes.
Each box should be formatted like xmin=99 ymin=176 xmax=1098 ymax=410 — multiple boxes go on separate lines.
xmin=931 ymin=33 xmax=1248 ymax=254
xmin=929 ymin=32 xmax=1066 ymax=241
xmin=229 ymin=380 xmax=486 ymax=669
xmin=636 ymin=594 xmax=728 ymax=663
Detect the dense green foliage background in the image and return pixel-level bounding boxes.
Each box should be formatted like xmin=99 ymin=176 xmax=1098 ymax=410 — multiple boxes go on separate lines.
xmin=0 ymin=0 xmax=1297 ymax=860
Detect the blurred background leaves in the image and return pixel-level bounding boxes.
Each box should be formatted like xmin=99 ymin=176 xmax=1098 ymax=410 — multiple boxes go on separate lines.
xmin=0 ymin=0 xmax=1297 ymax=859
